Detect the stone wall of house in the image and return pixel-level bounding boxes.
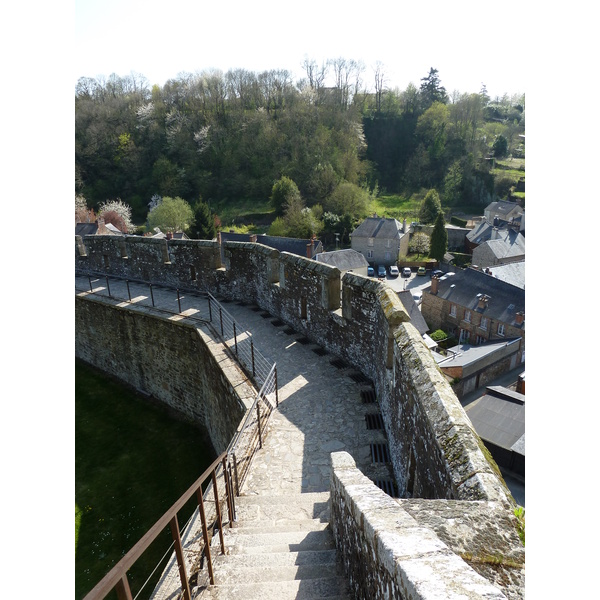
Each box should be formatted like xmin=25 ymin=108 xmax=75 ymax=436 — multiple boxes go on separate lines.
xmin=75 ymin=294 xmax=255 ymax=454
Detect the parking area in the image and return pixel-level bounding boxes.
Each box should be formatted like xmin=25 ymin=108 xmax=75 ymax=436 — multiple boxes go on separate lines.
xmin=370 ymin=266 xmax=436 ymax=303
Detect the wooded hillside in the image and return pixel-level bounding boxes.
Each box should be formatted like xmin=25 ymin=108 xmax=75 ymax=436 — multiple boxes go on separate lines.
xmin=75 ymin=63 xmax=525 ymax=233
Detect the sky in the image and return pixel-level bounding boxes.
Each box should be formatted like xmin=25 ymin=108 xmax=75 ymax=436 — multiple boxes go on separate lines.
xmin=74 ymin=0 xmax=527 ymax=99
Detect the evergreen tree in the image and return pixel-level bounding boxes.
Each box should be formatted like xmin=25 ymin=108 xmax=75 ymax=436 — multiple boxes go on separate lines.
xmin=191 ymin=199 xmax=216 ymax=239
xmin=419 ymin=189 xmax=442 ymax=224
xmin=420 ymin=68 xmax=448 ymax=109
xmin=429 ymin=211 xmax=448 ymax=261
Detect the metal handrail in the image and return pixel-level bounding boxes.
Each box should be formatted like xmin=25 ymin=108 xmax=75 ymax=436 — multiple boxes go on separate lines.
xmin=82 ymin=453 xmax=232 ymax=600
xmin=228 ymin=363 xmax=278 ymax=498
xmin=76 ymin=270 xmax=280 ymax=599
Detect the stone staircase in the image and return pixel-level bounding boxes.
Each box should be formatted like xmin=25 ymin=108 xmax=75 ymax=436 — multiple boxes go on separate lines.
xmin=197 ymin=492 xmax=352 ymax=599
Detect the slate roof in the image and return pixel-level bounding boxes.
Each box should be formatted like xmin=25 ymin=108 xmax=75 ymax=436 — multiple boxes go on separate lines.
xmin=396 ymin=290 xmax=429 ymax=335
xmin=351 ymin=217 xmax=403 ymax=239
xmin=76 ymin=223 xmax=99 ymax=236
xmin=483 ymin=235 xmax=525 ymax=260
xmin=258 ymin=235 xmax=323 ymax=258
xmin=465 ymin=386 xmax=525 ymax=454
xmin=315 ymin=249 xmax=369 ymax=270
xmin=433 ymin=338 xmax=521 ymax=368
xmin=484 ymin=201 xmax=523 ymax=220
xmin=466 ymin=221 xmax=523 ymax=246
xmin=429 ymin=267 xmax=525 ymax=327
xmin=486 ymin=261 xmax=525 ymax=290
xmin=219 ymin=232 xmax=323 ymax=258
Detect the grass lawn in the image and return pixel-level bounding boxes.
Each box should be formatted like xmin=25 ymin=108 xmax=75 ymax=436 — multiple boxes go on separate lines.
xmin=369 ymin=194 xmax=421 ymax=220
xmin=211 ymin=198 xmax=274 ymax=231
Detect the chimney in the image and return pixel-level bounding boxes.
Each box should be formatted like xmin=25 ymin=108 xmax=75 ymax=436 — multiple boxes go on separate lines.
xmin=491 ymin=227 xmax=499 ymax=240
xmin=515 ymin=311 xmax=524 ymax=325
xmin=249 ymin=234 xmax=257 ymax=243
xmin=217 ymin=231 xmax=222 ymax=245
xmin=166 ymin=231 xmax=173 ymax=240
xmin=431 ymin=275 xmax=439 ymax=294
xmin=477 ymin=294 xmax=489 ymax=309
xmin=403 ymin=218 xmax=407 ymax=233
xmin=307 ymin=243 xmax=312 ymax=258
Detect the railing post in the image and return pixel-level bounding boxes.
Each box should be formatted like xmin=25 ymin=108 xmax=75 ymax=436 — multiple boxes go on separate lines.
xmin=275 ymin=366 xmax=279 ymax=408
xmin=169 ymin=515 xmax=192 ymax=600
xmin=196 ymin=486 xmax=215 ymax=585
xmin=222 ymin=456 xmax=235 ymax=526
xmin=149 ymin=283 xmax=155 ymax=307
xmin=126 ymin=280 xmax=131 ymax=301
xmin=211 ymin=471 xmax=225 ymax=550
xmin=233 ymin=322 xmax=238 ymax=355
xmin=219 ymin=307 xmax=224 ymax=336
xmin=115 ymin=576 xmax=133 ymax=600
xmin=208 ymin=296 xmax=212 ymax=322
xmin=177 ymin=289 xmax=182 ymax=312
xmin=251 ymin=339 xmax=256 ymax=377
xmin=88 ymin=276 xmax=93 ymax=293
xmin=232 ymin=452 xmax=240 ymax=497
xmin=256 ymin=401 xmax=262 ymax=449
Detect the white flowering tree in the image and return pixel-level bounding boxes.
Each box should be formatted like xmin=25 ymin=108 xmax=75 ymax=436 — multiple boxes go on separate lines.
xmin=98 ymin=199 xmax=134 ymax=233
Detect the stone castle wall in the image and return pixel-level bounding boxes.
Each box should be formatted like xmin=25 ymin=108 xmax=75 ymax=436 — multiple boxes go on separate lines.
xmin=76 ymin=234 xmax=512 ymax=504
xmin=75 ymin=293 xmax=255 ymax=455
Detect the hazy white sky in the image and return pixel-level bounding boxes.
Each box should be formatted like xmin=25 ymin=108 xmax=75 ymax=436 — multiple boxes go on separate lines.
xmin=75 ymin=0 xmax=527 ymax=99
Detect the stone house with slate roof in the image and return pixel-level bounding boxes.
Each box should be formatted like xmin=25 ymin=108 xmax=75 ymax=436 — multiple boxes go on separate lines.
xmin=483 ymin=200 xmax=523 ymax=224
xmin=350 ymin=217 xmax=409 ymax=267
xmin=314 ymin=249 xmax=369 ymax=277
xmin=421 ymin=267 xmax=525 ymax=364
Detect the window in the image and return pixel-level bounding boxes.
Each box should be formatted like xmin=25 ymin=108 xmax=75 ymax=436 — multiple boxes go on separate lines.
xmin=476 ymin=335 xmax=486 ymax=345
xmin=367 ymin=250 xmax=374 ymax=259
xmin=368 ymin=238 xmax=374 ymax=247
xmin=449 ymin=304 xmax=456 ymax=317
xmin=464 ymin=310 xmax=471 ymax=323
xmin=459 ymin=329 xmax=470 ymax=343
xmin=479 ymin=317 xmax=489 ymax=330
xmin=497 ymin=323 xmax=505 ymax=336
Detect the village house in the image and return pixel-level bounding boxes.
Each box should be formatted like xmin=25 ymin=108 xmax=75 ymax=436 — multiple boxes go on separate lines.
xmin=350 ymin=217 xmax=409 ymax=267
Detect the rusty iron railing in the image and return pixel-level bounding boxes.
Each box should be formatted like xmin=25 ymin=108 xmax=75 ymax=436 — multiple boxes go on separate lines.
xmin=82 ymin=453 xmax=233 ymax=600
xmin=227 ymin=363 xmax=278 ymax=500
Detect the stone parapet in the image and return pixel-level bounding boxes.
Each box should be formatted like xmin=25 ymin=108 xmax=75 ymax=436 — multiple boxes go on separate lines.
xmin=330 ymin=451 xmax=510 ymax=600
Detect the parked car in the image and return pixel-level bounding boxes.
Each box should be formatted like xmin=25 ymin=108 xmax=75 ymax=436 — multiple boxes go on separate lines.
xmin=368 ymin=266 xmax=375 ymax=277
xmin=417 ymin=266 xmax=427 ymax=276
xmin=377 ymin=265 xmax=386 ymax=278
xmin=402 ymin=267 xmax=412 ymax=277
xmin=431 ymin=269 xmax=444 ymax=278
xmin=389 ymin=265 xmax=399 ymax=277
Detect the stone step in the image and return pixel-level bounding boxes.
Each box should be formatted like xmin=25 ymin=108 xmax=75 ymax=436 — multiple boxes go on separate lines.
xmin=225 ymin=517 xmax=330 ymax=535
xmin=198 ymin=575 xmax=351 ymax=599
xmin=212 ymin=528 xmax=336 ymax=555
xmin=231 ymin=492 xmax=331 ymax=523
xmin=211 ymin=548 xmax=339 ymax=571
xmin=211 ymin=558 xmax=342 ymax=584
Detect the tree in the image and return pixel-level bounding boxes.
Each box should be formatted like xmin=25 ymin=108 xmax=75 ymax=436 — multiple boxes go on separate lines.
xmin=147 ymin=196 xmax=194 ymax=233
xmin=75 ymin=194 xmax=95 ymax=224
xmin=270 ymin=176 xmax=302 ymax=216
xmin=409 ymin=232 xmax=430 ymax=256
xmin=191 ymin=199 xmax=216 ymax=239
xmin=429 ymin=211 xmax=448 ymax=261
xmin=98 ymin=199 xmax=134 ymax=232
xmin=420 ymin=68 xmax=448 ymax=109
xmin=324 ymin=182 xmax=371 ymax=220
xmin=419 ymin=189 xmax=442 ymax=224
xmin=492 ymin=134 xmax=508 ymax=157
